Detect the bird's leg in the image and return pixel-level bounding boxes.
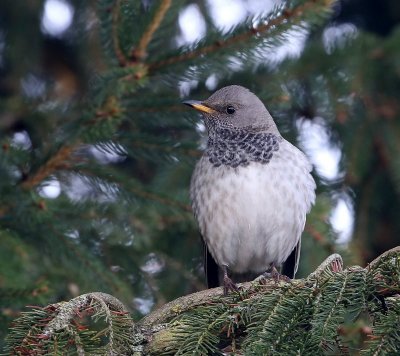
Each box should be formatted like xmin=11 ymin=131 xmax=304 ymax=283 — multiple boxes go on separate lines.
xmin=262 ymin=264 xmax=291 ymax=284
xmin=270 ymin=264 xmax=291 ymax=283
xmin=222 ymin=265 xmax=239 ymax=295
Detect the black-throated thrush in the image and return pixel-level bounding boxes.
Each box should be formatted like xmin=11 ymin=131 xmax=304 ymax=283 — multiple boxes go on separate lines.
xmin=184 ymin=85 xmax=316 ymax=294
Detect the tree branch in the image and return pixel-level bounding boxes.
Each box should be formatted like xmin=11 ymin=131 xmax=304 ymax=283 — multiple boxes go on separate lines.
xmin=6 ymin=249 xmax=400 ymax=354
xmin=112 ymin=0 xmax=128 ymax=66
xmin=131 ymin=0 xmax=172 ymax=61
xmin=127 ymin=185 xmax=192 ymax=212
xmin=148 ymin=0 xmax=335 ymax=71
xmin=305 ymin=223 xmax=335 ymax=253
xmin=21 ymin=144 xmax=78 ymax=189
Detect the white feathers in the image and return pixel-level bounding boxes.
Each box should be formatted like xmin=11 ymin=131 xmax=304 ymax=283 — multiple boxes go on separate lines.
xmin=191 ymin=139 xmax=315 ymax=274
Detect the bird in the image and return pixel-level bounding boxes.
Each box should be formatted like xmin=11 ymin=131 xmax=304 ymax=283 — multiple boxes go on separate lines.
xmin=184 ymin=85 xmax=316 ymax=294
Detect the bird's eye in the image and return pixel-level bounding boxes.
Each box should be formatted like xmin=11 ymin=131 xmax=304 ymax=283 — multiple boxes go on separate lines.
xmin=226 ymin=105 xmax=235 ymax=114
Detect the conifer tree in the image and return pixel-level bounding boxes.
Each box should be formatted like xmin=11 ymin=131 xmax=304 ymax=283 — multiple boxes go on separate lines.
xmin=1 ymin=0 xmax=400 ymax=354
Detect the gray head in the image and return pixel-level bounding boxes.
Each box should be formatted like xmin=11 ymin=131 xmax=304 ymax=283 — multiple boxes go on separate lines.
xmin=183 ymin=85 xmax=279 ymax=134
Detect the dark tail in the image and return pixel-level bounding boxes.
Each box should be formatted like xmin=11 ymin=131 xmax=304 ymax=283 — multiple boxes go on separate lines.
xmin=281 ymin=247 xmax=297 ymax=279
xmin=204 ymin=245 xmax=220 ymax=288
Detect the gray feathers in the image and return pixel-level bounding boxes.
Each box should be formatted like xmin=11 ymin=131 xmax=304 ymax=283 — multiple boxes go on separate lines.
xmin=206 ymin=127 xmax=282 ymax=168
xmin=186 ymin=85 xmax=316 ymax=288
xmin=202 ymin=85 xmax=280 ymax=134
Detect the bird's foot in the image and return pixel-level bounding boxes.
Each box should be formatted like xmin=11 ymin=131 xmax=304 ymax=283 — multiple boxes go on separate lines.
xmin=223 ymin=274 xmax=239 ymax=295
xmin=261 ymin=265 xmax=291 ymax=284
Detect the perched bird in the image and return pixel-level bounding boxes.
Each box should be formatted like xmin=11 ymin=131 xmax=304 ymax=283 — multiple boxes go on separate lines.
xmin=184 ymin=85 xmax=316 ymax=294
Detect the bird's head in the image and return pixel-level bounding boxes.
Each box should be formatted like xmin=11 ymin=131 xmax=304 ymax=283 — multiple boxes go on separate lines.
xmin=183 ymin=85 xmax=279 ymax=134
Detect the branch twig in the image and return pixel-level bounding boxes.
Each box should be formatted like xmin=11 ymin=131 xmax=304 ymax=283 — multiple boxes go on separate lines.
xmin=112 ymin=0 xmax=128 ymax=66
xmin=44 ymin=292 xmax=131 ymax=334
xmin=127 ymin=185 xmax=192 ymax=212
xmin=131 ymin=0 xmax=172 ymax=61
xmin=149 ymin=0 xmax=334 ymax=71
xmin=21 ymin=144 xmax=78 ymax=189
xmin=305 ymin=223 xmax=335 ymax=253
xmin=139 ymin=252 xmax=344 ymax=330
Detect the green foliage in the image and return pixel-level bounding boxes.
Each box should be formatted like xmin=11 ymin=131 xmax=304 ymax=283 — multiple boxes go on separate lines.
xmin=157 ymin=250 xmax=399 ymax=355
xmin=5 ymin=250 xmax=400 ymax=354
xmin=5 ymin=293 xmax=134 ymax=355
xmin=362 ymin=297 xmax=400 ymax=355
xmin=2 ymin=0 xmax=400 ymax=353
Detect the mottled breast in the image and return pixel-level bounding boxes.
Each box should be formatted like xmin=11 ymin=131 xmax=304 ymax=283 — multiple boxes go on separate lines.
xmin=190 ymin=129 xmax=315 ymax=274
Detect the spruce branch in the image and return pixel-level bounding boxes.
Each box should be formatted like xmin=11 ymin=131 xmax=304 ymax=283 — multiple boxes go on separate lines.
xmin=6 ymin=293 xmax=134 ymax=355
xmin=75 ymin=166 xmax=193 ymax=212
xmin=368 ymin=246 xmax=400 ymax=269
xmin=18 ymin=98 xmax=121 ymax=189
xmin=6 ymin=249 xmax=400 ymax=354
xmin=46 ymin=223 xmax=131 ymax=295
xmin=148 ymin=0 xmax=336 ymax=71
xmin=112 ymin=0 xmax=128 ymax=66
xmin=362 ymin=296 xmax=400 ymax=356
xmin=308 ymin=253 xmax=343 ymax=278
xmin=128 ymin=186 xmax=191 ymax=212
xmin=156 ymin=252 xmax=207 ymax=291
xmin=131 ymin=0 xmax=172 ymax=61
xmin=305 ymin=222 xmax=336 ymax=253
xmin=129 ymin=140 xmax=200 ymax=158
xmin=21 ymin=144 xmax=78 ymax=189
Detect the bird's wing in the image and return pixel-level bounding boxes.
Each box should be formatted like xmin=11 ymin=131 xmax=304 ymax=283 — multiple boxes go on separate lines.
xmin=281 ymin=239 xmax=301 ymax=279
xmin=203 ymin=237 xmax=220 ymax=288
xmin=293 ymin=237 xmax=301 ymax=277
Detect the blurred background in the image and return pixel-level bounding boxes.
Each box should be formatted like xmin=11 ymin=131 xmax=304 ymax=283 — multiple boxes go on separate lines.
xmin=1 ymin=0 xmax=400 ymax=345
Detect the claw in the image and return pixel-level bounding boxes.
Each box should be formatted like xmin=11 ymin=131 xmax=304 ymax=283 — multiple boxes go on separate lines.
xmin=223 ymin=275 xmax=239 ymax=295
xmin=222 ymin=266 xmax=239 ymax=295
xmin=262 ymin=265 xmax=291 ymax=284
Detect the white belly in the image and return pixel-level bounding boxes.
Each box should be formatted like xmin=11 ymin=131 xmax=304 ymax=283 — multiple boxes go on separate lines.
xmin=190 ymin=140 xmax=315 ymax=274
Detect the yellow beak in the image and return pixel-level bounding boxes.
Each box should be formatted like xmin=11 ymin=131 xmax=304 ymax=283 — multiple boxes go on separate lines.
xmin=183 ymin=100 xmax=216 ymax=115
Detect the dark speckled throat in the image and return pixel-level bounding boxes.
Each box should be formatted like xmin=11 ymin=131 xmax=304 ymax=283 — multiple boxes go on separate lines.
xmin=206 ymin=127 xmax=282 ymax=168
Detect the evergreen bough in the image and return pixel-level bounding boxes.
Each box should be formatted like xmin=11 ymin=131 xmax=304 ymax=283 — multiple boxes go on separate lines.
xmin=5 ymin=248 xmax=400 ymax=354
xmin=3 ymin=0 xmax=400 ymax=354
